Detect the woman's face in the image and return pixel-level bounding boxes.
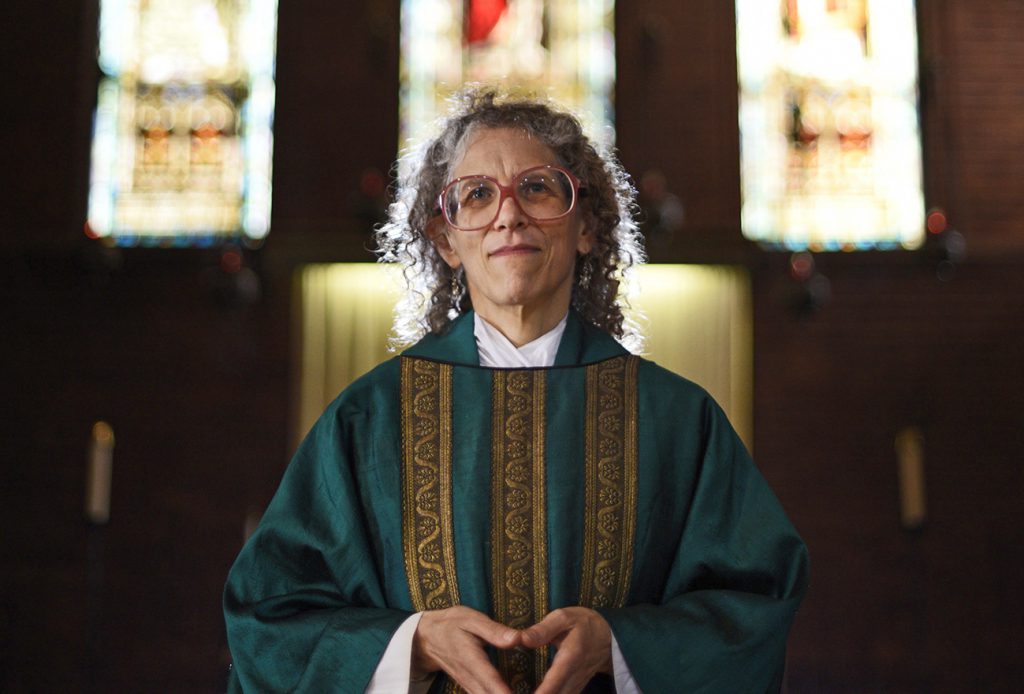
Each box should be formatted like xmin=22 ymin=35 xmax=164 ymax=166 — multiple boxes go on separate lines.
xmin=434 ymin=127 xmax=592 ymax=320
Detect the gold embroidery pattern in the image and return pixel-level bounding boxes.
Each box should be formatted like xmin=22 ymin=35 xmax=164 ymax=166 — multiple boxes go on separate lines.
xmin=491 ymin=370 xmax=549 ymax=692
xmin=401 ymin=357 xmax=460 ymax=612
xmin=581 ymin=356 xmax=639 ymax=609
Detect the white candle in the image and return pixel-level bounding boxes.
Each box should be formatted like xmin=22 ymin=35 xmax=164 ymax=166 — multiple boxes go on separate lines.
xmin=895 ymin=426 xmax=927 ymax=530
xmin=85 ymin=421 xmax=115 ymax=524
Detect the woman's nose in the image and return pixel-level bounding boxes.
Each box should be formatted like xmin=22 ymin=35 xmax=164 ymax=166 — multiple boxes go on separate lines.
xmin=492 ymin=191 xmax=527 ymax=230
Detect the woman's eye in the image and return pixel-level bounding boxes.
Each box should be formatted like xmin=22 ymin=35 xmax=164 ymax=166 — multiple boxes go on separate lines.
xmin=521 ymin=179 xmax=554 ymax=196
xmin=463 ymin=185 xmax=494 ymax=204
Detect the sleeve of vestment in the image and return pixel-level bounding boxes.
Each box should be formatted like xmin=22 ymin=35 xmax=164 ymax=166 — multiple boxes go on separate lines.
xmin=599 ymin=398 xmax=809 ymax=694
xmin=223 ymin=402 xmax=411 ymax=693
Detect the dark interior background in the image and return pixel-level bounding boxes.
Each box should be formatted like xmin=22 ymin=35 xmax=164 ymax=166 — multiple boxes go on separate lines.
xmin=2 ymin=0 xmax=1022 ymax=691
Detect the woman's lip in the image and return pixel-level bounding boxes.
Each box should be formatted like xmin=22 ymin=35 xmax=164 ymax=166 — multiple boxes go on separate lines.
xmin=489 ymin=244 xmax=540 ymax=257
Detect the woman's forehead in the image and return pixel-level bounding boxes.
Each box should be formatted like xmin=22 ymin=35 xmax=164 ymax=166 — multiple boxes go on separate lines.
xmin=449 ymin=126 xmax=560 ymax=178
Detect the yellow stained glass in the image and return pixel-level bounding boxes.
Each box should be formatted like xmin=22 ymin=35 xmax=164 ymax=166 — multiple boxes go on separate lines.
xmin=736 ymin=0 xmax=924 ymax=250
xmin=88 ymin=0 xmax=278 ymax=247
xmin=400 ymin=0 xmax=616 ymax=151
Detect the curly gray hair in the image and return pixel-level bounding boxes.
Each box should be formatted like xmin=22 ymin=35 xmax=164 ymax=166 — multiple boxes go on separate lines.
xmin=375 ymin=87 xmax=645 ymax=350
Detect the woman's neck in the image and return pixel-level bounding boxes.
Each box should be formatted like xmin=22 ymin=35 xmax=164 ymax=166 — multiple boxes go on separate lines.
xmin=473 ymin=301 xmax=570 ymax=347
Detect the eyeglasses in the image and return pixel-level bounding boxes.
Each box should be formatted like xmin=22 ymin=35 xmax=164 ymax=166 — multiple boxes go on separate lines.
xmin=439 ymin=165 xmax=583 ymax=231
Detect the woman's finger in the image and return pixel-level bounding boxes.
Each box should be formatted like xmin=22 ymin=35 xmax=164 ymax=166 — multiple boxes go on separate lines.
xmin=414 ymin=606 xmax=518 ymax=693
xmin=521 ymin=607 xmax=571 ymax=648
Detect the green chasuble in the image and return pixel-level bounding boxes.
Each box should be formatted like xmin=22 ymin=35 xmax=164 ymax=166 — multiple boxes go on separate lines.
xmin=224 ymin=311 xmax=808 ymax=693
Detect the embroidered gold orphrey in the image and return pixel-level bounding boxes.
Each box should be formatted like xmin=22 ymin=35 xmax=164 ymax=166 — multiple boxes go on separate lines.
xmin=581 ymin=355 xmax=639 ymax=609
xmin=400 ymin=358 xmax=460 ymax=612
xmin=491 ymin=369 xmax=549 ymax=692
xmin=400 ymin=356 xmax=639 ymax=693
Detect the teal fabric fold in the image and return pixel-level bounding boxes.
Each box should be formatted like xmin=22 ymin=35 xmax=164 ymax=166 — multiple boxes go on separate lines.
xmin=599 ymin=364 xmax=809 ymax=692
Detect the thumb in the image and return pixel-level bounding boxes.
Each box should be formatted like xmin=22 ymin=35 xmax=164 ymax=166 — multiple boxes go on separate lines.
xmin=521 ymin=610 xmax=569 ymax=648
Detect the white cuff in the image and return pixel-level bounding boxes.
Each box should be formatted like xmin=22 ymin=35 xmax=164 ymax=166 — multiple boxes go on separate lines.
xmin=365 ymin=613 xmax=434 ymax=694
xmin=610 ymin=632 xmax=642 ymax=693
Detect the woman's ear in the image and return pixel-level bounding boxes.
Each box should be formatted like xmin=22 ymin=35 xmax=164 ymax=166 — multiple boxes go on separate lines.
xmin=576 ymin=218 xmax=595 ymax=255
xmin=428 ymin=216 xmax=462 ymax=269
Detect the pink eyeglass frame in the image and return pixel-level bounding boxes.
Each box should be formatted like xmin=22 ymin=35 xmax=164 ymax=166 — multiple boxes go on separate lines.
xmin=438 ymin=164 xmax=584 ymax=231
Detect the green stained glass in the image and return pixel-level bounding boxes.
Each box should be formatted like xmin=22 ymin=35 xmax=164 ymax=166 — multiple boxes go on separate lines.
xmin=88 ymin=0 xmax=278 ymax=247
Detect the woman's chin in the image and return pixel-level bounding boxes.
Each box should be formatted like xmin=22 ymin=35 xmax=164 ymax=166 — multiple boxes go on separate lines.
xmin=470 ymin=268 xmax=572 ymax=313
xmin=494 ymin=284 xmax=567 ymax=313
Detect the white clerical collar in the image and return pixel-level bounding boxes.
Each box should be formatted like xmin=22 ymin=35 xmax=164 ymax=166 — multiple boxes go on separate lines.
xmin=474 ymin=312 xmax=568 ymax=368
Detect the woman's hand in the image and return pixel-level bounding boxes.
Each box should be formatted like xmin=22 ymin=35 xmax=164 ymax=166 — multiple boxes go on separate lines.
xmin=521 ymin=607 xmax=614 ymax=694
xmin=411 ymin=605 xmax=519 ymax=694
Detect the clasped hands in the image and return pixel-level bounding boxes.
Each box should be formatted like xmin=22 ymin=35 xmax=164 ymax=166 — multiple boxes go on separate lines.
xmin=412 ymin=605 xmax=614 ymax=694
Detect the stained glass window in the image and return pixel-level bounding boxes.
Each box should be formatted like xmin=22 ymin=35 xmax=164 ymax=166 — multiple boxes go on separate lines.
xmin=400 ymin=0 xmax=615 ymax=150
xmin=736 ymin=0 xmax=924 ymax=250
xmin=87 ymin=0 xmax=278 ymax=247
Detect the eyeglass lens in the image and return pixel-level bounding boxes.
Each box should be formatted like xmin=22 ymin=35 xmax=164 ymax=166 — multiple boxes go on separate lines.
xmin=444 ymin=168 xmax=574 ymax=230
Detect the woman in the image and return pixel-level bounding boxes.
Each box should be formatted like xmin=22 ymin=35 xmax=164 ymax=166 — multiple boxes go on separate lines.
xmin=224 ymin=89 xmax=808 ymax=693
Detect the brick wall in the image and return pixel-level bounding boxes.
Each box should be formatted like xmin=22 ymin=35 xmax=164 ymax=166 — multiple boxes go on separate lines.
xmin=1 ymin=1 xmax=1021 ymax=691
